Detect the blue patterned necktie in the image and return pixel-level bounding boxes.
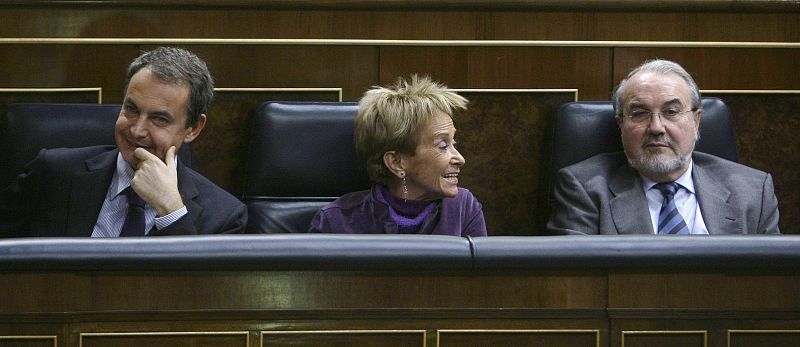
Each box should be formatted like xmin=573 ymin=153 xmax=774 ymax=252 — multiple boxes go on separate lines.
xmin=119 ymin=187 xmax=146 ymax=237
xmin=655 ymin=182 xmax=690 ymax=235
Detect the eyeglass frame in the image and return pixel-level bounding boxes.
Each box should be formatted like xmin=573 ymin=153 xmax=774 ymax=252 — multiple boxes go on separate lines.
xmin=617 ymin=107 xmax=700 ymax=125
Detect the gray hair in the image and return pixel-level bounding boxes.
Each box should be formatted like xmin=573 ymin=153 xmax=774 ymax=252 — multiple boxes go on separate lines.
xmin=124 ymin=47 xmax=214 ymax=127
xmin=355 ymin=75 xmax=468 ymax=185
xmin=612 ymin=59 xmax=701 ymax=114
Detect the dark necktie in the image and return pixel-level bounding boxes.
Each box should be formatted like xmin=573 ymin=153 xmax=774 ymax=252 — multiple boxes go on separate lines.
xmin=655 ymin=182 xmax=690 ymax=235
xmin=119 ymin=187 xmax=146 ymax=237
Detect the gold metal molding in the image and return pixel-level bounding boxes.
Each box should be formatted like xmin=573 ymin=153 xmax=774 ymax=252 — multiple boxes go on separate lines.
xmin=727 ymin=330 xmax=800 ymax=347
xmin=0 ymin=335 xmax=57 ymax=346
xmin=214 ymin=87 xmax=343 ymax=102
xmin=454 ymin=88 xmax=579 ymax=102
xmin=621 ymin=330 xmax=707 ymax=347
xmin=78 ymin=331 xmax=249 ymax=347
xmin=436 ymin=329 xmax=600 ymax=347
xmin=0 ymin=87 xmax=103 ymax=103
xmin=260 ymin=330 xmax=427 ymax=347
xmin=702 ymin=89 xmax=800 ymax=94
xmin=1 ymin=38 xmax=800 ymax=49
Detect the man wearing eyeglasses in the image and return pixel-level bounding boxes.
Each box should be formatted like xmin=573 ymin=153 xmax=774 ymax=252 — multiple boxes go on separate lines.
xmin=547 ymin=59 xmax=780 ymax=235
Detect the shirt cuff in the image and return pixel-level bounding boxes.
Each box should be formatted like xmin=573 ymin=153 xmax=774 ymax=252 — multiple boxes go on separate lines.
xmin=154 ymin=206 xmax=188 ymax=230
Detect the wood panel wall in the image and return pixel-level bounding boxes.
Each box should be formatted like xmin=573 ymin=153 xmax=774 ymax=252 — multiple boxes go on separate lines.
xmin=0 ymin=1 xmax=797 ymax=234
xmin=1 ymin=267 xmax=799 ymax=347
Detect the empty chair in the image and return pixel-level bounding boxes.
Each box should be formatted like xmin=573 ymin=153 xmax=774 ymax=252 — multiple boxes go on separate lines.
xmin=242 ymin=101 xmax=371 ymax=233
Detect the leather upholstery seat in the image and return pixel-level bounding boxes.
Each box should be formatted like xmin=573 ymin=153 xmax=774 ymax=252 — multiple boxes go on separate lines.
xmin=547 ymin=97 xmax=738 ymax=208
xmin=1 ymin=103 xmax=194 ymax=188
xmin=242 ymin=102 xmax=371 ymax=233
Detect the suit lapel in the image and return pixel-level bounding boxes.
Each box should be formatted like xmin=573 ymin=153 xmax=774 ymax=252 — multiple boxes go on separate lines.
xmin=66 ymin=150 xmax=117 ymax=236
xmin=176 ymin=163 xmax=202 ymax=225
xmin=609 ymin=164 xmax=654 ymax=234
xmin=692 ymin=159 xmax=741 ymax=234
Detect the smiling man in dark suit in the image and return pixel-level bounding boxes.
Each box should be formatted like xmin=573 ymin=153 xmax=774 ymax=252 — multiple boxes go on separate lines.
xmin=547 ymin=59 xmax=779 ymax=235
xmin=0 ymin=47 xmax=246 ymax=237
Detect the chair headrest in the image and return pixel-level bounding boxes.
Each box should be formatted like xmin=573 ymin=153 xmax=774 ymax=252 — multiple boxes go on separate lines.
xmin=242 ymin=101 xmax=371 ymax=198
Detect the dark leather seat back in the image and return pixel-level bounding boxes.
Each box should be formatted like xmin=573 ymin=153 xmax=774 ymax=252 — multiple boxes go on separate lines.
xmin=548 ymin=97 xmax=738 ymax=202
xmin=1 ymin=103 xmax=195 ymax=188
xmin=243 ymin=102 xmax=371 ymax=233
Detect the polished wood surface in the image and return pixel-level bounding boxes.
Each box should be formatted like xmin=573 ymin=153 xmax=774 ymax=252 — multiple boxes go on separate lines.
xmin=0 ymin=269 xmax=797 ymax=346
xmin=1 ymin=235 xmax=799 ymax=347
xmin=0 ymin=1 xmax=797 ymax=234
xmin=3 ymin=0 xmax=800 ymax=12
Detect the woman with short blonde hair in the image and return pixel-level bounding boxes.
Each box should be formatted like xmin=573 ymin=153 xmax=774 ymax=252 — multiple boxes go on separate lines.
xmin=309 ymin=75 xmax=487 ymax=236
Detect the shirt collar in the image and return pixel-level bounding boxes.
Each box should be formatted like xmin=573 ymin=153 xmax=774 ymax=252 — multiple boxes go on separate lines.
xmin=110 ymin=153 xmax=135 ymax=199
xmin=641 ymin=159 xmax=696 ymax=194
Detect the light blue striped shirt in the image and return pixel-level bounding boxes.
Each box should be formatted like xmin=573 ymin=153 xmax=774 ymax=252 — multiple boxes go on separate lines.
xmin=90 ymin=153 xmax=187 ymax=237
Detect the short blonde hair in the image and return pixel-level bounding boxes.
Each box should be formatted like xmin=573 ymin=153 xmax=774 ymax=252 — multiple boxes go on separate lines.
xmin=355 ymin=75 xmax=468 ymax=185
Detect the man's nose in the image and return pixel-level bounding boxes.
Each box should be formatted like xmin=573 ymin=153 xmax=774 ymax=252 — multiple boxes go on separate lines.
xmin=647 ymin=113 xmax=667 ymax=134
xmin=130 ymin=116 xmax=149 ymax=137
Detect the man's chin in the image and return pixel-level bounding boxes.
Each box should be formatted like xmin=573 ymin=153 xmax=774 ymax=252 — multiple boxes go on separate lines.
xmin=631 ymin=155 xmax=684 ymax=176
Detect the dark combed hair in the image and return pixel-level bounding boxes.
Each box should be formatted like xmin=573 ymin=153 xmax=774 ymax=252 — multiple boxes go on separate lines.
xmin=124 ymin=47 xmax=214 ymax=127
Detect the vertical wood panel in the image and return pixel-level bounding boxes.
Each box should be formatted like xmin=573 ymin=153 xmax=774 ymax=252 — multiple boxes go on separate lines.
xmin=80 ymin=332 xmax=248 ymax=347
xmin=0 ymin=337 xmax=56 ymax=347
xmin=438 ymin=330 xmax=599 ymax=347
xmin=454 ymin=90 xmax=576 ymax=235
xmin=621 ymin=331 xmax=706 ymax=347
xmin=701 ymin=92 xmax=800 ymax=234
xmin=261 ymin=330 xmax=424 ymax=347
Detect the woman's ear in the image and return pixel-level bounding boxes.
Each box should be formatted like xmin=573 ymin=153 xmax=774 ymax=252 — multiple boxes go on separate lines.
xmin=383 ymin=151 xmax=405 ymax=178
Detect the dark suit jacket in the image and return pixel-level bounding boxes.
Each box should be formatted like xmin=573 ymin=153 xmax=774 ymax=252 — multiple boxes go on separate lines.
xmin=547 ymin=151 xmax=780 ymax=235
xmin=0 ymin=145 xmax=246 ymax=237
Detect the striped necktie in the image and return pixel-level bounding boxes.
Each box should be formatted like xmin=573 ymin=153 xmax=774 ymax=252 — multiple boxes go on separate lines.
xmin=119 ymin=187 xmax=146 ymax=237
xmin=655 ymin=182 xmax=690 ymax=235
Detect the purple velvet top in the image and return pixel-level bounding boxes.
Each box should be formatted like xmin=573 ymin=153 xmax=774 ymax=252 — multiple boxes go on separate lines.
xmin=308 ymin=185 xmax=487 ymax=236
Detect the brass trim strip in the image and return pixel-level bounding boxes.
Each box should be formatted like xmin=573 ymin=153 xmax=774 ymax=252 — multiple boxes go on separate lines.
xmin=454 ymin=88 xmax=579 ymax=102
xmin=1 ymin=38 xmax=800 ymax=48
xmin=0 ymin=87 xmax=103 ymax=103
xmin=0 ymin=335 xmax=57 ymax=347
xmin=214 ymin=87 xmax=343 ymax=102
xmin=702 ymin=90 xmax=800 ymax=94
xmin=260 ymin=330 xmax=427 ymax=347
xmin=727 ymin=330 xmax=800 ymax=347
xmin=436 ymin=329 xmax=600 ymax=347
xmin=621 ymin=330 xmax=707 ymax=347
xmin=79 ymin=331 xmax=249 ymax=347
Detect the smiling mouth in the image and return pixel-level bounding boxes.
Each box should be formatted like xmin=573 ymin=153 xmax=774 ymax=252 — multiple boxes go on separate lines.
xmin=443 ymin=172 xmax=459 ymax=184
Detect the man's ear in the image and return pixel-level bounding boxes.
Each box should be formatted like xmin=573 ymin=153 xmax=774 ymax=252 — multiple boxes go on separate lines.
xmin=694 ymin=108 xmax=703 ymax=126
xmin=694 ymin=108 xmax=703 ymax=140
xmin=383 ymin=150 xmax=405 ymax=178
xmin=183 ymin=114 xmax=207 ymax=143
xmin=615 ymin=114 xmax=623 ymax=128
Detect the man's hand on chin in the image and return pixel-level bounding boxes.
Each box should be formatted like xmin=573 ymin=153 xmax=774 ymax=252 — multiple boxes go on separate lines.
xmin=131 ymin=146 xmax=184 ymax=216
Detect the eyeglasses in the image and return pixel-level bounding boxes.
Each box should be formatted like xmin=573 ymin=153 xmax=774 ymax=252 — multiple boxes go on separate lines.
xmin=620 ymin=108 xmax=698 ymax=125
